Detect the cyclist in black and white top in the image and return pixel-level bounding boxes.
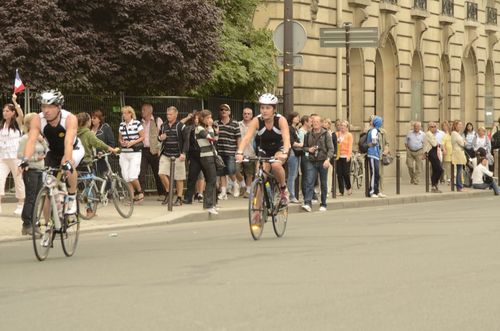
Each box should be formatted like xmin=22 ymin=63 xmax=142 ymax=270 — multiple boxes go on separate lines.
xmin=22 ymin=89 xmax=83 ymax=215
xmin=235 ymin=93 xmax=291 ymax=205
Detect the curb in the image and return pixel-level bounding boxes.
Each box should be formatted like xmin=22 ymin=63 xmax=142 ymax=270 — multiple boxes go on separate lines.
xmin=0 ymin=189 xmax=492 ymax=244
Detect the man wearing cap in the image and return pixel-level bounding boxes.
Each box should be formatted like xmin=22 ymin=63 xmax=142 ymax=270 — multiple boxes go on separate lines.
xmin=216 ymin=104 xmax=241 ymax=199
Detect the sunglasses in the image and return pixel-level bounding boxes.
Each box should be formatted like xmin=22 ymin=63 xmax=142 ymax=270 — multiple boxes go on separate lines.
xmin=220 ymin=109 xmax=229 ymax=112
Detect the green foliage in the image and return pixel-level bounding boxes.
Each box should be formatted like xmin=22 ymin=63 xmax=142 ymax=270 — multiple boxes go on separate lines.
xmin=0 ymin=0 xmax=222 ymax=95
xmin=197 ymin=0 xmax=278 ymax=100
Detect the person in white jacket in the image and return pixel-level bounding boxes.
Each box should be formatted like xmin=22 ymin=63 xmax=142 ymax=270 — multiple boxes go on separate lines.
xmin=471 ymin=157 xmax=499 ymax=195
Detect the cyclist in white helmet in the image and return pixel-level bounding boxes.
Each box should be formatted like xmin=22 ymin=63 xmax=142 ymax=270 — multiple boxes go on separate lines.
xmin=235 ymin=93 xmax=291 ymax=204
xmin=21 ymin=89 xmax=83 ymax=215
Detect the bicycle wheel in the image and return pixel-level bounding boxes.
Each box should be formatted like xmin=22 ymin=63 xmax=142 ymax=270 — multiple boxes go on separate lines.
xmin=112 ymin=176 xmax=134 ymax=218
xmin=357 ymin=160 xmax=364 ymax=189
xmin=248 ymin=179 xmax=267 ymax=240
xmin=77 ymin=180 xmax=98 ymax=220
xmin=32 ymin=187 xmax=55 ymax=261
xmin=350 ymin=161 xmax=357 ymax=188
xmin=271 ymin=183 xmax=287 ymax=238
xmin=61 ymin=211 xmax=80 ymax=257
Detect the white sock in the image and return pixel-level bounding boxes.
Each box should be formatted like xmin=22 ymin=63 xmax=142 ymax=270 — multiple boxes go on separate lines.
xmin=221 ymin=187 xmax=227 ymax=195
xmin=239 ymin=180 xmax=246 ymax=188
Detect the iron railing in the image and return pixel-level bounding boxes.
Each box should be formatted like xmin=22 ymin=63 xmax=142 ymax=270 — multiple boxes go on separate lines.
xmin=442 ymin=0 xmax=454 ymax=17
xmin=466 ymin=1 xmax=478 ymax=21
xmin=487 ymin=6 xmax=498 ymax=25
xmin=1 ymin=93 xmax=257 ymax=193
xmin=414 ymin=0 xmax=427 ymax=11
xmin=382 ymin=0 xmax=398 ymax=5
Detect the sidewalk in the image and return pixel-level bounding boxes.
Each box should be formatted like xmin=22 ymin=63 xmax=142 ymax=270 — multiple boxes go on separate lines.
xmin=0 ymin=178 xmax=493 ymax=243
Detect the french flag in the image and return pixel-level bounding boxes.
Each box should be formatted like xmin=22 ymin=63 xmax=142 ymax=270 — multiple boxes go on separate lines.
xmin=14 ymin=69 xmax=25 ymax=94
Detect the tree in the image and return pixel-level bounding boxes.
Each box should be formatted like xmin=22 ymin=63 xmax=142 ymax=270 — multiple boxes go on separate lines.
xmin=0 ymin=0 xmax=222 ymax=94
xmin=196 ymin=0 xmax=278 ymax=100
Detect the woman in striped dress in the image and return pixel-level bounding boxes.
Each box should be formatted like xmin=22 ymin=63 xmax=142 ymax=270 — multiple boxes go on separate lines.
xmin=118 ymin=106 xmax=145 ymax=202
xmin=195 ymin=110 xmax=218 ymax=215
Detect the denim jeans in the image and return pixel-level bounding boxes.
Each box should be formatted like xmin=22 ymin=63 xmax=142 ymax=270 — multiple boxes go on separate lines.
xmin=456 ymin=164 xmax=464 ymax=190
xmin=473 ymin=182 xmax=500 ymax=195
xmin=304 ymin=161 xmax=328 ymax=207
xmin=287 ymin=152 xmax=300 ymax=200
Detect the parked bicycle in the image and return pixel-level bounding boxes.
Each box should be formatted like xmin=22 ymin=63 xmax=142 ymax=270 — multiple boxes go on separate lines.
xmin=32 ymin=167 xmax=80 ymax=261
xmin=243 ymin=152 xmax=288 ymax=240
xmin=350 ymin=151 xmax=364 ymax=189
xmin=77 ymin=152 xmax=134 ymax=220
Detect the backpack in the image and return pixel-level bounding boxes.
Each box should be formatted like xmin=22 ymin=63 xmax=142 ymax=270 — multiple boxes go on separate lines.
xmin=358 ymin=129 xmax=371 ymax=154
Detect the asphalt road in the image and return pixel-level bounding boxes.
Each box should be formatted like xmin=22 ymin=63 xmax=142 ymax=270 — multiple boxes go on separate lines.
xmin=1 ymin=197 xmax=500 ymax=331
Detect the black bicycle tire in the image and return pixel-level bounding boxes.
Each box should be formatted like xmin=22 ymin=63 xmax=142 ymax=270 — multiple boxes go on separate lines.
xmin=248 ymin=179 xmax=266 ymax=240
xmin=77 ymin=180 xmax=98 ymax=220
xmin=271 ymin=181 xmax=288 ymax=238
xmin=32 ymin=187 xmax=54 ymax=261
xmin=112 ymin=176 xmax=134 ymax=218
xmin=61 ymin=211 xmax=80 ymax=257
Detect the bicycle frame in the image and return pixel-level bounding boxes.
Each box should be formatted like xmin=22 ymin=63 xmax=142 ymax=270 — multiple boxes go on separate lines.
xmin=42 ymin=169 xmax=66 ymax=230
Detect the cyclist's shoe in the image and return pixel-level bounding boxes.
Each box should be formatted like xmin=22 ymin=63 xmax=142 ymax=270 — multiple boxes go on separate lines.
xmin=65 ymin=195 xmax=77 ymax=215
xmin=251 ymin=212 xmax=262 ymax=230
xmin=279 ymin=188 xmax=288 ymax=206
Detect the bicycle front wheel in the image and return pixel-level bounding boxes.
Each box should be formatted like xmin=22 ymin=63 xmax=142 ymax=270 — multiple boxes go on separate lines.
xmin=248 ymin=179 xmax=267 ymax=240
xmin=112 ymin=176 xmax=134 ymax=218
xmin=61 ymin=212 xmax=80 ymax=257
xmin=32 ymin=187 xmax=55 ymax=261
xmin=271 ymin=182 xmax=287 ymax=238
xmin=77 ymin=180 xmax=98 ymax=220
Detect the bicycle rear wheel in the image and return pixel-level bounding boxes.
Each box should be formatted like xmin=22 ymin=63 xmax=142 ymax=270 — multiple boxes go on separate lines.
xmin=77 ymin=180 xmax=98 ymax=220
xmin=32 ymin=187 xmax=55 ymax=261
xmin=248 ymin=179 xmax=267 ymax=240
xmin=61 ymin=210 xmax=80 ymax=257
xmin=112 ymin=176 xmax=134 ymax=218
xmin=271 ymin=183 xmax=288 ymax=238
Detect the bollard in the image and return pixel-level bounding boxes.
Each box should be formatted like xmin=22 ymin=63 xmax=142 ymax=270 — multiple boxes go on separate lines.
xmin=364 ymin=156 xmax=370 ymax=197
xmin=332 ymin=156 xmax=337 ymax=199
xmin=168 ymin=156 xmax=176 ymax=212
xmin=450 ymin=163 xmax=455 ymax=192
xmin=396 ymin=152 xmax=401 ymax=195
xmin=425 ymin=152 xmax=430 ymax=193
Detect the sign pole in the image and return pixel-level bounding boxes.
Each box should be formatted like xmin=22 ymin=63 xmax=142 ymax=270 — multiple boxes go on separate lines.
xmin=344 ymin=22 xmax=351 ymax=124
xmin=283 ymin=0 xmax=294 ymax=116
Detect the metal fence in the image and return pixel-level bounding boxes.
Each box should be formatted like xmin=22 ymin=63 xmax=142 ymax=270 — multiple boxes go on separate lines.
xmin=2 ymin=92 xmax=256 ymax=194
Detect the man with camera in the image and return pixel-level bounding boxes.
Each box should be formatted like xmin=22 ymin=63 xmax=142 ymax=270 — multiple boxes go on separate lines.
xmin=301 ymin=115 xmax=335 ymax=212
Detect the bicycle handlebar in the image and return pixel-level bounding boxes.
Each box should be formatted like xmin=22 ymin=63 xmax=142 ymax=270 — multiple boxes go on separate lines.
xmin=239 ymin=156 xmax=279 ymax=163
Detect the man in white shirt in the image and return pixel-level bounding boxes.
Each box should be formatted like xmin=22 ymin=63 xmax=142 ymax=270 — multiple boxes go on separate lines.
xmin=236 ymin=107 xmax=255 ymax=197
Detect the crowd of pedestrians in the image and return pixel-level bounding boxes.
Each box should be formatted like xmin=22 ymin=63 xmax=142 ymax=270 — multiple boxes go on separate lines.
xmin=2 ymin=90 xmax=500 ymax=235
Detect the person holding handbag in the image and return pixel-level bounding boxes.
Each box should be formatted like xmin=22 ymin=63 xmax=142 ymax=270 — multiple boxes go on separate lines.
xmin=195 ymin=110 xmax=218 ymax=214
xmin=336 ymin=120 xmax=353 ymax=196
xmin=118 ymin=106 xmax=145 ymax=202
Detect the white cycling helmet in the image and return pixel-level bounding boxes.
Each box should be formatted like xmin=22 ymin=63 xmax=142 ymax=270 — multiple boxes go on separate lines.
xmin=38 ymin=89 xmax=64 ymax=106
xmin=259 ymin=93 xmax=278 ymax=106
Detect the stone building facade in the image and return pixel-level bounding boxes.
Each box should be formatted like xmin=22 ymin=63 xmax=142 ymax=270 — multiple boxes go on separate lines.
xmin=253 ymin=0 xmax=500 ymax=175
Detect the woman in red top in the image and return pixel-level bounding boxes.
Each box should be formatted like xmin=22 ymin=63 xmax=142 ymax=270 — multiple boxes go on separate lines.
xmin=336 ymin=120 xmax=353 ymax=196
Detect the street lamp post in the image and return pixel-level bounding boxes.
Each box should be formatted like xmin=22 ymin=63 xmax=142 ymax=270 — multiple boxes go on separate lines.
xmin=283 ymin=0 xmax=293 ymax=116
